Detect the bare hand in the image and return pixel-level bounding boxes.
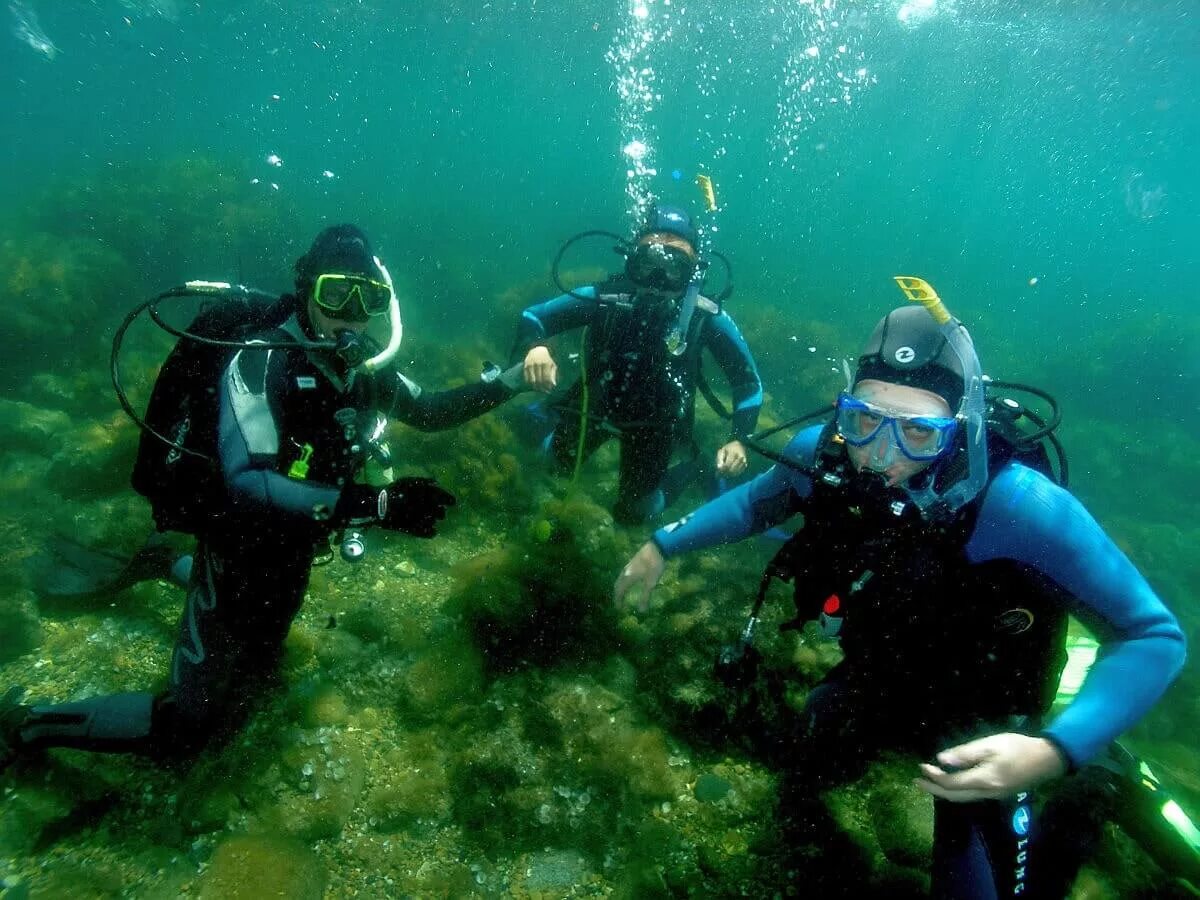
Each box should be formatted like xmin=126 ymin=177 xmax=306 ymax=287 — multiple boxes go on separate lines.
xmin=613 ymin=541 xmax=666 ymax=612
xmin=915 ymin=733 xmax=1068 ymax=803
xmin=523 ymin=346 xmax=557 ymax=393
xmin=715 ymin=439 xmax=748 ymax=477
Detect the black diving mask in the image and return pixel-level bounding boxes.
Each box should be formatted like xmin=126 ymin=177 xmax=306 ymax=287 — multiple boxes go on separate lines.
xmin=625 ymin=241 xmax=697 ymax=294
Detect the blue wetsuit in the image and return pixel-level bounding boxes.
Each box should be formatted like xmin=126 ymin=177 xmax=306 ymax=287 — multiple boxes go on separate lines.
xmin=515 ymin=282 xmax=762 ymax=523
xmin=653 ymin=425 xmax=1186 ymax=897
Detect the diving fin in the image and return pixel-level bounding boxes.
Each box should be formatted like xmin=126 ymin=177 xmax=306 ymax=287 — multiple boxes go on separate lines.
xmin=26 ymin=533 xmax=178 ymax=599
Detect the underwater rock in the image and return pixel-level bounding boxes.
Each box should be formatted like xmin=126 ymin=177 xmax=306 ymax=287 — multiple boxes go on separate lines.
xmin=270 ymin=728 xmax=367 ymax=841
xmin=196 ymin=833 xmax=325 ymax=900
xmin=44 ymin=415 xmax=139 ymax=498
xmin=543 ymin=680 xmax=676 ymax=802
xmin=336 ymin=597 xmax=425 ymax=651
xmin=0 ymin=784 xmax=74 ymax=856
xmin=512 ymin=849 xmax=595 ymax=895
xmin=400 ymin=635 xmax=485 ymax=720
xmin=364 ymin=738 xmax=452 ymax=829
xmin=0 ymin=589 xmax=42 ymax=664
xmin=694 ymin=772 xmax=733 ymax=804
xmin=20 ymin=859 xmax=126 ymax=899
xmin=0 ymin=400 xmax=71 ymax=456
xmin=867 ymin=778 xmax=934 ymax=868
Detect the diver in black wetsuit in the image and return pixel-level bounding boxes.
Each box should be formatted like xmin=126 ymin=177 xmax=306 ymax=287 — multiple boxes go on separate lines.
xmin=0 ymin=225 xmax=518 ymax=763
xmin=512 ymin=205 xmax=763 ymax=525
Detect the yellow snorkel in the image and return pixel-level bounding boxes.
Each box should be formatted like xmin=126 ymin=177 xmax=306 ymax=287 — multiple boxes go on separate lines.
xmin=891 ymin=275 xmax=988 ymax=516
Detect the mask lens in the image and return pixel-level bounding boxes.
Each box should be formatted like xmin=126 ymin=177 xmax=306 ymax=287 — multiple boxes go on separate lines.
xmin=836 ymin=392 xmax=957 ymax=461
xmin=626 ymin=243 xmax=695 ymax=293
xmin=314 ymin=274 xmax=393 ymax=319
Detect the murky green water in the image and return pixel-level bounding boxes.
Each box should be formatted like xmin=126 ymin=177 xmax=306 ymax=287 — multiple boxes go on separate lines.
xmin=1 ymin=1 xmax=1196 ymax=896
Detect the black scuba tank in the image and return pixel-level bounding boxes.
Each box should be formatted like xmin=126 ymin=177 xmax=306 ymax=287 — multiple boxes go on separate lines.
xmin=130 ymin=291 xmax=294 ymax=533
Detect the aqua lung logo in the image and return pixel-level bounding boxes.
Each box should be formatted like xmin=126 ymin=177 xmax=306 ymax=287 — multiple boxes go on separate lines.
xmin=1012 ymin=792 xmax=1031 ymax=895
xmin=664 ymin=211 xmax=685 ymax=224
xmin=996 ymin=608 xmax=1035 ymax=635
xmin=1012 ymin=803 xmax=1030 ymax=836
xmin=894 ymin=346 xmax=916 ymax=364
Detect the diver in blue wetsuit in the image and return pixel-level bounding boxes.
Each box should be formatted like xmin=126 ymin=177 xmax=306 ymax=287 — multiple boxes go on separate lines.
xmin=513 ymin=205 xmax=763 ymax=524
xmin=614 ymin=293 xmax=1188 ymax=897
xmin=0 ymin=225 xmax=518 ymax=766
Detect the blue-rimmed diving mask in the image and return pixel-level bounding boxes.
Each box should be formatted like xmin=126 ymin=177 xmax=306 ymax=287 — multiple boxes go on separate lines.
xmin=835 ymin=391 xmax=958 ymax=464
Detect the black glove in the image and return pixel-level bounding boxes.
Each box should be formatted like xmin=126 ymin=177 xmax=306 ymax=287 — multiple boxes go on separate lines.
xmin=335 ymin=478 xmax=456 ymax=538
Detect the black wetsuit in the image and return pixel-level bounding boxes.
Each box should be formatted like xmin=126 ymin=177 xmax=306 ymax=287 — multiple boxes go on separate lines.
xmin=514 ymin=279 xmax=762 ymax=524
xmin=18 ymin=314 xmax=512 ymax=756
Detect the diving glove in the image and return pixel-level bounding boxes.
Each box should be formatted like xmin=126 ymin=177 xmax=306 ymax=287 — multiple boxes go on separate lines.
xmin=336 ymin=477 xmax=456 ymax=538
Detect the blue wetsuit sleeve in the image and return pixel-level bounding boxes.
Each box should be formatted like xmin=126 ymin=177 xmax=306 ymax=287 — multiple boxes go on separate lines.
xmin=704 ymin=310 xmax=763 ymax=439
xmin=653 ymin=426 xmax=821 ymax=558
xmin=218 ymin=347 xmax=342 ymax=522
xmin=966 ymin=464 xmax=1187 ymax=767
xmin=511 ymin=286 xmax=599 ymax=361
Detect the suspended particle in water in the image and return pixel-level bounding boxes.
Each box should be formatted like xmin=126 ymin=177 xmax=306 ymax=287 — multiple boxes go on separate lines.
xmin=266 ymin=153 xmax=283 ymax=167
xmin=1028 ymin=276 xmax=1039 ymax=286
xmin=322 ymin=170 xmax=335 ymax=179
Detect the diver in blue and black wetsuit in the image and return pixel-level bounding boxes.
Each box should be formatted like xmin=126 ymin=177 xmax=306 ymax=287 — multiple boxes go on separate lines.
xmin=614 ymin=287 xmax=1188 ymax=897
xmin=0 ymin=225 xmax=519 ymax=765
xmin=513 ymin=205 xmax=763 ymax=524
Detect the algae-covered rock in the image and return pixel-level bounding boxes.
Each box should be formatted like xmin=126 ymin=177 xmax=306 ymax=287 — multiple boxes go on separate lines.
xmin=23 ymin=859 xmax=126 ymax=899
xmin=270 ymin=728 xmax=368 ymax=841
xmin=285 ymin=678 xmax=350 ymax=728
xmin=364 ymin=736 xmax=453 ymax=829
xmin=868 ymin=778 xmax=934 ymax=868
xmin=0 ymin=589 xmax=41 ymax=664
xmin=0 ymin=400 xmax=72 ymax=455
xmin=400 ymin=634 xmax=485 ymax=720
xmin=543 ymin=680 xmax=676 ymax=801
xmin=694 ymin=772 xmax=733 ymax=804
xmin=0 ymin=784 xmax=75 ymax=856
xmin=512 ymin=849 xmax=595 ymax=896
xmin=196 ymin=833 xmax=325 ymax=900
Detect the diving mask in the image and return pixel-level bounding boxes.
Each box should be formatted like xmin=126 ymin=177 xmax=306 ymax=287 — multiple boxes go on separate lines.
xmin=312 ymin=272 xmax=394 ymax=320
xmin=625 ymin=241 xmax=697 ymax=294
xmin=835 ymin=392 xmax=958 ymax=463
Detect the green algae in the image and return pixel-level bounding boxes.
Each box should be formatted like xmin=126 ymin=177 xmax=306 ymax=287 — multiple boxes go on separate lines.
xmin=196 ymin=834 xmax=325 ymax=900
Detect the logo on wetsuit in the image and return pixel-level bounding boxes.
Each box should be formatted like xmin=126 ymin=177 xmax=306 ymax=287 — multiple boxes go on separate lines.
xmin=1011 ymin=792 xmax=1031 ymax=894
xmin=995 ymin=608 xmax=1035 ymax=635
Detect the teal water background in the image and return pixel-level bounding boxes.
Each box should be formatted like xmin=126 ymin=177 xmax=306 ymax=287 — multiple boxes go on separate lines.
xmin=2 ymin=0 xmax=1198 ymax=895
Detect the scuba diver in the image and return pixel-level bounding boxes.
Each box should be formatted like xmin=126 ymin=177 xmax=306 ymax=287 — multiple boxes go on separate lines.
xmin=512 ymin=203 xmax=763 ymax=525
xmin=0 ymin=224 xmax=520 ymax=767
xmin=613 ymin=281 xmax=1189 ymax=897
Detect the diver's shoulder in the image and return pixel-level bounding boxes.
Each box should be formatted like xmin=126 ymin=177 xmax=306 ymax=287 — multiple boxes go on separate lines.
xmin=978 ymin=460 xmax=1076 ymax=521
xmin=779 ymin=424 xmax=824 ymax=468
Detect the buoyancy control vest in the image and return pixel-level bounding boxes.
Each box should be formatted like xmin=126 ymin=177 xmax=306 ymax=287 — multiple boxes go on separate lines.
xmin=770 ymin=421 xmax=1070 ymax=721
xmin=583 ymin=274 xmax=717 ymax=430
